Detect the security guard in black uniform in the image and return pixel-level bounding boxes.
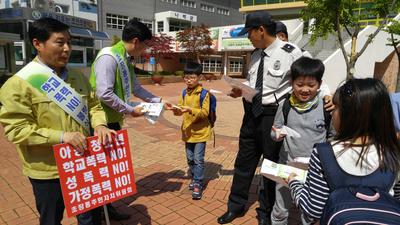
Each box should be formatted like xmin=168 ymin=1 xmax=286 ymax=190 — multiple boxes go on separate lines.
xmin=217 ymin=11 xmax=303 ymax=225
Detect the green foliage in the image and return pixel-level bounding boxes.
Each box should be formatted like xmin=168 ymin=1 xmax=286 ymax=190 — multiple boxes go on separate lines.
xmin=175 ymin=70 xmax=184 ymax=76
xmin=387 ymin=21 xmax=400 ymax=47
xmin=303 ymin=0 xmax=399 ymax=44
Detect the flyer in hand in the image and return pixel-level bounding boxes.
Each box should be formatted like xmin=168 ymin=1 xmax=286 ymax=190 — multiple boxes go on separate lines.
xmin=129 ymin=102 xmax=164 ymax=124
xmin=260 ymin=158 xmax=308 ymax=187
xmin=53 ymin=130 xmax=136 ymax=217
xmin=223 ymin=75 xmax=258 ymax=102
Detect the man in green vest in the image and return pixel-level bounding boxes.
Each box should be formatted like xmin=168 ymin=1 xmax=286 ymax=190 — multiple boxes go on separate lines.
xmin=90 ymin=19 xmax=169 ymax=220
xmin=0 ymin=18 xmax=116 ymax=225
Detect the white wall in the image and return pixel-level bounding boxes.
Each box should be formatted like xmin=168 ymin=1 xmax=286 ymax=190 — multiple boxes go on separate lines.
xmin=323 ymin=26 xmax=399 ymax=93
xmin=281 ymin=19 xmax=303 ymax=44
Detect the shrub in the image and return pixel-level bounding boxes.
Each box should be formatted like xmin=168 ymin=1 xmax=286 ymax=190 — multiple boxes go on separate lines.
xmin=175 ymin=71 xmax=184 ymax=76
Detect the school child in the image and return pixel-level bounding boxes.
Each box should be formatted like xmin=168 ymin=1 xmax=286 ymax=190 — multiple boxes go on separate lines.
xmin=270 ymin=57 xmax=333 ymax=225
xmin=288 ymin=78 xmax=400 ymax=224
xmin=172 ymin=61 xmax=212 ymax=200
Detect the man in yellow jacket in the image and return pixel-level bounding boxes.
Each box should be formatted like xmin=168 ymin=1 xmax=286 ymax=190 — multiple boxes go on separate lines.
xmin=0 ymin=18 xmax=115 ymax=225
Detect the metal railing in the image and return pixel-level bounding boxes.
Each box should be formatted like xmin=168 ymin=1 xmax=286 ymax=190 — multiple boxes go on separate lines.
xmin=241 ymin=0 xmax=304 ymax=7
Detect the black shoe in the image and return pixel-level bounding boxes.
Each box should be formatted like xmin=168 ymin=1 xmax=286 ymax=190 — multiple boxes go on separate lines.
xmin=107 ymin=204 xmax=131 ymax=221
xmin=217 ymin=211 xmax=245 ymax=224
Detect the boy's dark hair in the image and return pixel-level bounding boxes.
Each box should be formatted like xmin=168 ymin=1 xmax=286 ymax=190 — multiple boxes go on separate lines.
xmin=290 ymin=57 xmax=324 ymax=83
xmin=333 ymin=78 xmax=400 ymax=172
xmin=122 ymin=19 xmax=152 ymax=42
xmin=184 ymin=61 xmax=203 ymax=75
xmin=28 ymin=17 xmax=70 ymax=45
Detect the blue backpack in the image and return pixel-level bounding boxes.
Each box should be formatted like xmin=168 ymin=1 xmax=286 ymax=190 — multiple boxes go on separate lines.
xmin=316 ymin=142 xmax=400 ymax=225
xmin=182 ymin=88 xmax=217 ymax=128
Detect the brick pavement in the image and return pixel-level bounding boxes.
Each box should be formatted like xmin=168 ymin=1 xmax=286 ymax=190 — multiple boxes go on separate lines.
xmin=0 ymin=79 xmax=300 ymax=225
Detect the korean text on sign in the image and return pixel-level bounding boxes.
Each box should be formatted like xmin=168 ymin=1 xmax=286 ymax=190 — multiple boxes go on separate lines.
xmin=53 ymin=129 xmax=136 ymax=217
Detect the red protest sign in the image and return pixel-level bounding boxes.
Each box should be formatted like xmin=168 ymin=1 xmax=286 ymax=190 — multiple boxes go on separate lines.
xmin=53 ymin=129 xmax=136 ymax=217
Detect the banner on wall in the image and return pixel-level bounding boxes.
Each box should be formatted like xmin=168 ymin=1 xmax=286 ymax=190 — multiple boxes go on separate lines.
xmin=53 ymin=129 xmax=136 ymax=217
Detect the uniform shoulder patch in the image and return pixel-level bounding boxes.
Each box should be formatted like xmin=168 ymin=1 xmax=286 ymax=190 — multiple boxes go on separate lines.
xmin=282 ymin=44 xmax=295 ymax=53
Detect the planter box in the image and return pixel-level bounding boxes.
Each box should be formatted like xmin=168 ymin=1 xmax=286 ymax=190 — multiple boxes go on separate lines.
xmin=137 ymin=75 xmax=184 ymax=85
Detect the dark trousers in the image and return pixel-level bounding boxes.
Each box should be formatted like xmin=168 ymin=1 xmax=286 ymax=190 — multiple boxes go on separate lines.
xmin=29 ymin=178 xmax=102 ymax=225
xmin=30 ymin=178 xmax=65 ymax=225
xmin=106 ymin=122 xmax=122 ymax=212
xmin=227 ymin=100 xmax=282 ymax=220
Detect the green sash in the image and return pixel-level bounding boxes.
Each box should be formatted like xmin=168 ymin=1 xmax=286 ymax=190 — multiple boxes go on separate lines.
xmin=15 ymin=61 xmax=90 ymax=131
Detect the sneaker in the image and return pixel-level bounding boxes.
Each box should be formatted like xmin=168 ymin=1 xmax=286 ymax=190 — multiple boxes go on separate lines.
xmin=192 ymin=183 xmax=203 ymax=200
xmin=189 ymin=180 xmax=195 ymax=190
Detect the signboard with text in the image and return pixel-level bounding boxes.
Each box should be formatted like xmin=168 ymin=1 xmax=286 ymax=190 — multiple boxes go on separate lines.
xmin=53 ymin=130 xmax=136 ymax=217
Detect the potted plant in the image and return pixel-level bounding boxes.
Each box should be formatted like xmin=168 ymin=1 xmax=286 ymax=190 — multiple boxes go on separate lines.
xmin=150 ymin=71 xmax=164 ymax=85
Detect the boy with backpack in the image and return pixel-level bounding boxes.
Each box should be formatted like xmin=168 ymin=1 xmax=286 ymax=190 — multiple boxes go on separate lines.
xmin=270 ymin=57 xmax=334 ymax=225
xmin=172 ymin=61 xmax=216 ymax=200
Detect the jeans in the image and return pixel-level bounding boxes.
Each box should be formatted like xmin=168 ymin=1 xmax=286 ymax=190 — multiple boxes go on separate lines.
xmin=185 ymin=142 xmax=206 ymax=184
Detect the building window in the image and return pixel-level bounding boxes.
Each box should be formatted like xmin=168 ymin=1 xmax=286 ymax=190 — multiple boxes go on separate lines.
xmin=217 ymin=8 xmax=229 ymax=16
xmin=86 ymin=48 xmax=95 ymax=66
xmin=157 ymin=21 xmax=164 ymax=32
xmin=182 ymin=0 xmax=196 ymax=8
xmin=202 ymin=57 xmax=221 ymax=73
xmin=135 ymin=56 xmax=146 ymax=64
xmin=14 ymin=45 xmax=23 ymax=62
xmin=201 ymin=4 xmax=214 ymax=13
xmin=133 ymin=17 xmax=153 ymax=33
xmin=69 ymin=50 xmax=84 ymax=64
xmin=229 ymin=59 xmax=243 ymax=73
xmin=0 ymin=46 xmax=6 ymax=70
xmin=106 ymin=13 xmax=129 ymax=30
xmin=169 ymin=19 xmax=191 ymax=32
xmin=161 ymin=0 xmax=177 ymax=4
xmin=179 ymin=57 xmax=187 ymax=64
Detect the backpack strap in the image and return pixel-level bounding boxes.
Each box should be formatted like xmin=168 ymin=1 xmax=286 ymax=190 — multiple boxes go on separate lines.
xmin=199 ymin=88 xmax=208 ymax=108
xmin=315 ymin=142 xmax=342 ymax=191
xmin=316 ymin=142 xmax=396 ymax=192
xmin=182 ymin=89 xmax=187 ymax=99
xmin=282 ymin=94 xmax=291 ymax=126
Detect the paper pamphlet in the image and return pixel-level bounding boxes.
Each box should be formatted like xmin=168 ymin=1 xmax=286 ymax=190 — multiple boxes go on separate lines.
xmin=260 ymin=158 xmax=308 ymax=187
xmin=129 ymin=102 xmax=164 ymax=124
xmin=223 ymin=75 xmax=258 ymax=102
xmin=171 ymin=105 xmax=182 ymax=110
xmin=275 ymin=125 xmax=301 ymax=139
xmin=287 ymin=157 xmax=310 ymax=171
xmin=209 ymin=89 xmax=223 ymax=94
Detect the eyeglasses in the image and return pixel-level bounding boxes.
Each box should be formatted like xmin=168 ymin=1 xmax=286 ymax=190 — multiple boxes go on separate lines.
xmin=183 ymin=75 xmax=198 ymax=80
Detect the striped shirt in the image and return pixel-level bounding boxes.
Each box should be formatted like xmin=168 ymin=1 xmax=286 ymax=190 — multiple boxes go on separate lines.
xmin=289 ymin=147 xmax=400 ymax=223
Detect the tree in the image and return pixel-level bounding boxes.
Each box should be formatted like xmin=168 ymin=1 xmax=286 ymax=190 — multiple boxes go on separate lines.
xmin=386 ymin=21 xmax=400 ymax=91
xmin=303 ymin=0 xmax=399 ymax=79
xmin=176 ymin=24 xmax=214 ymax=62
xmin=145 ymin=33 xmax=174 ymax=73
